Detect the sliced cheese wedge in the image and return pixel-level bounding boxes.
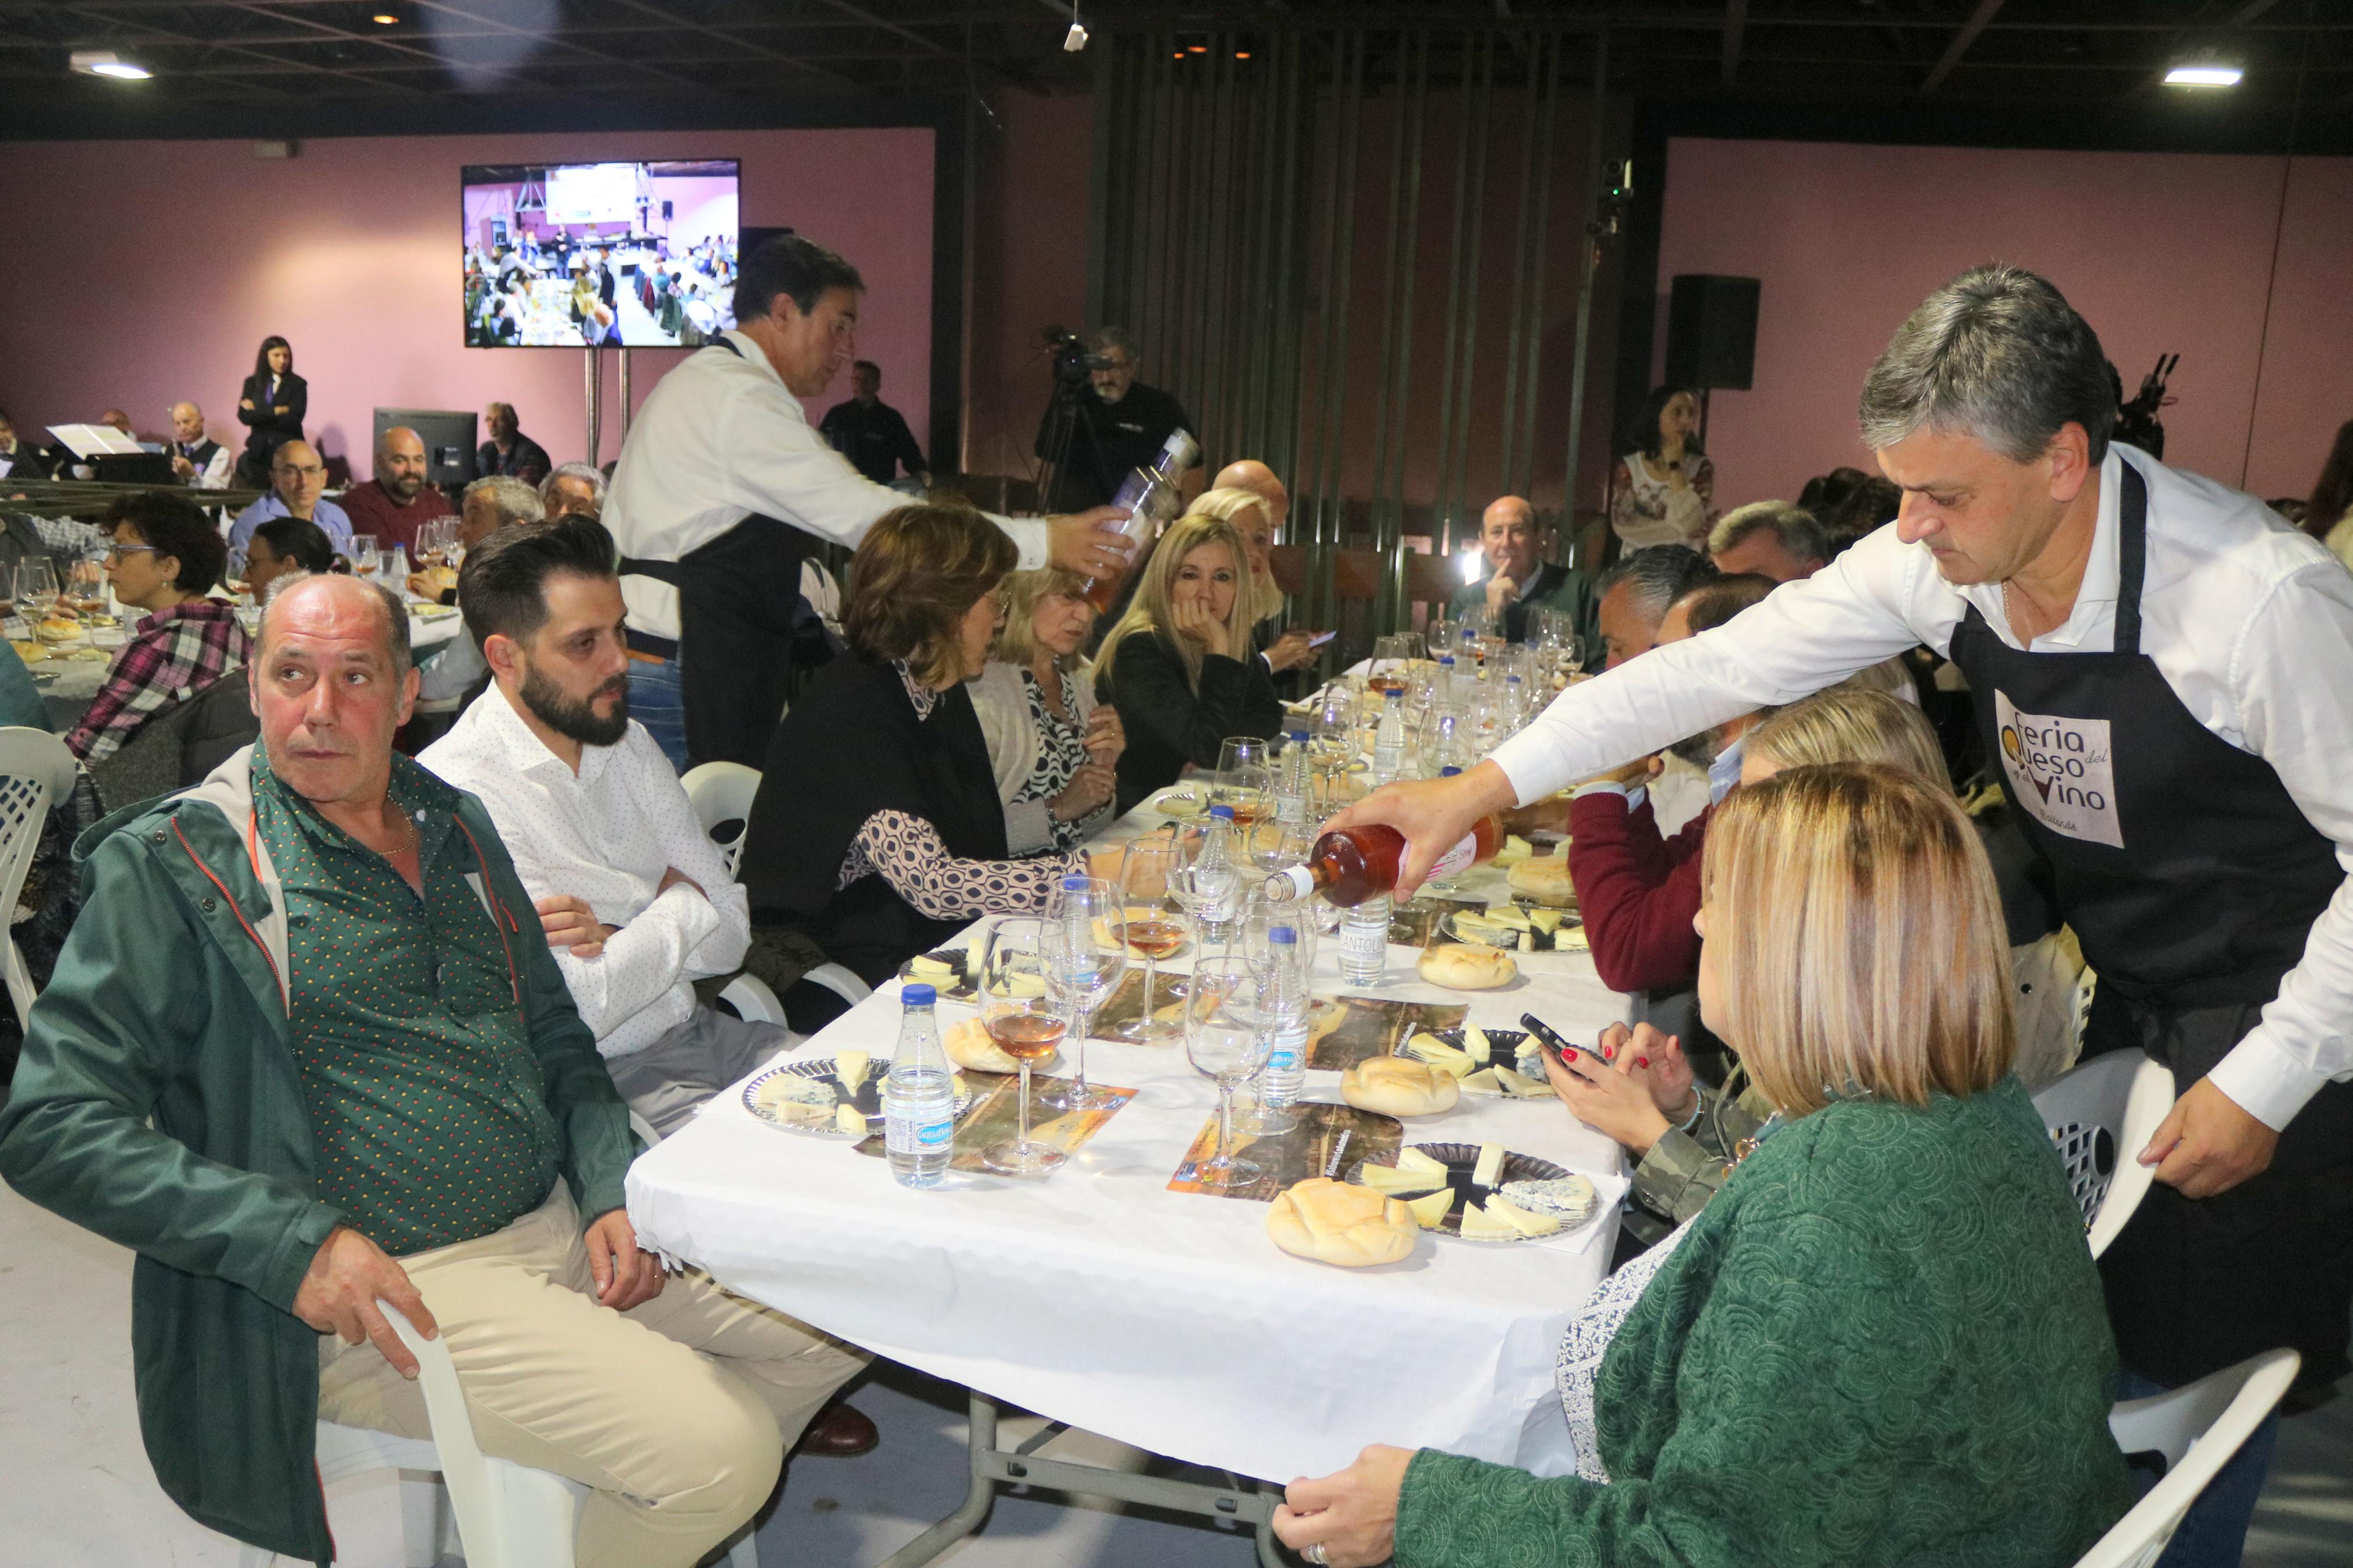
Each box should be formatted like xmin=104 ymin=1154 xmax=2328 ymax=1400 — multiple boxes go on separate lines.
xmin=1484 ymin=1194 xmax=1563 ymax=1238
xmin=834 ymin=1050 xmax=870 ymax=1085
xmin=1459 ymin=1201 xmax=1518 ymax=1240
xmin=1460 ymin=1068 xmax=1504 ymax=1097
xmin=1472 ymin=1142 xmax=1506 ymax=1189
xmin=1463 ymin=1025 xmax=1492 ymax=1057
xmin=1394 ymin=1146 xmax=1447 ymax=1176
xmin=1492 ymin=1064 xmax=1549 ymax=1098
xmin=907 ymin=955 xmax=957 ymax=978
xmin=835 ymin=1103 xmax=871 ymax=1137
xmin=1405 ymin=1188 xmax=1457 ymax=1229
xmin=1358 ymin=1163 xmax=1444 ymax=1196
xmin=1528 ymin=908 xmax=1563 ymax=934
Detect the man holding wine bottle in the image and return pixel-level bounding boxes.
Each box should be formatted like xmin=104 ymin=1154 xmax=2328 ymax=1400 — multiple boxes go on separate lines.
xmin=1326 ymin=265 xmax=2353 ymax=1560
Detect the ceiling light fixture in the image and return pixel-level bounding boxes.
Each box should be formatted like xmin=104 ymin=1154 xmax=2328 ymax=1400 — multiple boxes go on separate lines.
xmin=2164 ymin=62 xmax=2242 ymax=88
xmin=1062 ymin=0 xmax=1085 ymax=52
xmin=70 ymin=49 xmax=151 ymax=79
xmin=372 ymin=12 xmax=399 ymax=23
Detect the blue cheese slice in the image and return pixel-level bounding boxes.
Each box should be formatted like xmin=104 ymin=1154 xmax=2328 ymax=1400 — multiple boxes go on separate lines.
xmin=1502 ymin=1175 xmax=1598 ymax=1222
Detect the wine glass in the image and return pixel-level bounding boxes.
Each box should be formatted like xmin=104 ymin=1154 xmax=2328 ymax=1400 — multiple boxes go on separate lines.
xmin=66 ymin=553 xmax=108 ymax=615
xmin=977 ymin=919 xmax=1070 ymax=1176
xmin=1041 ymin=876 xmax=1128 ymax=1112
xmin=1168 ymin=813 xmax=1243 ymax=948
xmin=1112 ymin=835 xmax=1187 ymax=1043
xmin=1212 ymin=735 xmax=1271 ymax=823
xmin=16 ymin=558 xmax=60 ymax=620
xmin=1183 ymin=955 xmax=1273 ymax=1187
xmin=349 ymin=535 xmax=382 ymax=581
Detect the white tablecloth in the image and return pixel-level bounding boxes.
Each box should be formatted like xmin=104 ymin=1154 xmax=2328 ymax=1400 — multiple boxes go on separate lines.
xmin=627 ymin=823 xmax=1635 ymax=1488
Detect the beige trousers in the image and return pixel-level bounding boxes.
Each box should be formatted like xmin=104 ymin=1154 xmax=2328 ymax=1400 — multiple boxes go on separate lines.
xmin=316 ymin=1184 xmax=867 ymax=1568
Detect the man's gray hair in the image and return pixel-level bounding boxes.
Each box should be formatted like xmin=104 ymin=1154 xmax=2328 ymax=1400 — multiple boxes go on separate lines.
xmin=257 ymin=570 xmax=414 ymax=675
xmin=462 ymin=474 xmax=545 ymax=528
xmin=1708 ymin=500 xmax=1828 ymax=565
xmin=538 ymin=461 xmax=607 ymax=510
xmin=1595 ymin=543 xmax=1715 ymax=625
xmin=1087 ymin=325 xmax=1139 ymax=361
xmin=1858 ymin=264 xmax=2114 ymax=465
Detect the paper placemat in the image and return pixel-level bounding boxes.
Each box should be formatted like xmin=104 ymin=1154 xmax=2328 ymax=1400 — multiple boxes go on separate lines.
xmin=1304 ymin=995 xmax=1470 ymax=1071
xmin=852 ymin=1071 xmax=1135 ymax=1178
xmin=1165 ymin=1102 xmax=1403 ymax=1201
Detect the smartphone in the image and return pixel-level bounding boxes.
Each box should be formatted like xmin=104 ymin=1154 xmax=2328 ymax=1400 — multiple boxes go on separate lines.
xmin=1518 ymin=1012 xmax=1582 ymax=1064
xmin=1307 ymin=630 xmax=1338 ymax=649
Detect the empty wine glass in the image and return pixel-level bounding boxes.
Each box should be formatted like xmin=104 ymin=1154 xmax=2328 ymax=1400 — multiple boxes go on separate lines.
xmin=1041 ymin=876 xmax=1127 ymax=1113
xmin=1183 ymin=955 xmax=1273 ymax=1187
xmin=16 ymin=557 xmax=60 ymax=620
xmin=1112 ymin=835 xmax=1187 ymax=1043
xmin=977 ymin=919 xmax=1070 ymax=1176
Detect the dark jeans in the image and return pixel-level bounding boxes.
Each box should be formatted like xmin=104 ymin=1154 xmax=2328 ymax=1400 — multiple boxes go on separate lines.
xmin=2118 ymin=1368 xmax=2281 ymax=1568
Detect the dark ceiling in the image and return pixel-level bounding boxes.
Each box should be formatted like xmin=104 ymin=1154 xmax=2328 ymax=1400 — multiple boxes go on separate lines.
xmin=0 ymin=2 xmax=2343 ymax=126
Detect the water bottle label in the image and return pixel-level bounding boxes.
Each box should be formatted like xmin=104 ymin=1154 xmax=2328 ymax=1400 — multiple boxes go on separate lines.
xmin=1267 ymin=1048 xmax=1300 ymax=1073
xmin=886 ymin=1112 xmax=952 ymax=1155
xmin=917 ymin=1118 xmax=952 ymax=1149
xmin=1277 ymin=792 xmax=1308 ymax=826
xmin=1341 ymin=918 xmax=1385 ymax=968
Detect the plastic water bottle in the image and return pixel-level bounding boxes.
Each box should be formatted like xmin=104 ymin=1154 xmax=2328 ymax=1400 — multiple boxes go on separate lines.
xmin=1340 ymin=894 xmax=1391 ymax=986
xmin=1371 ymin=687 xmax=1407 ymax=785
xmin=884 ymin=984 xmax=955 ymax=1188
xmin=1434 ymin=653 xmax=1458 ymax=710
xmin=1191 ymin=804 xmax=1243 ymax=944
xmin=1258 ymin=925 xmax=1311 ymax=1110
xmin=1273 ymin=729 xmax=1315 ymax=828
xmin=1499 ymin=671 xmax=1529 ymax=734
xmin=388 ymin=543 xmax=411 ymax=599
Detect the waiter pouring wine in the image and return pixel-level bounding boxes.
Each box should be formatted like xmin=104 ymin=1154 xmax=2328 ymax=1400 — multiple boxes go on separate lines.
xmin=605 ymin=234 xmax=1131 ymax=769
xmin=1335 ymin=265 xmax=2352 ymax=1561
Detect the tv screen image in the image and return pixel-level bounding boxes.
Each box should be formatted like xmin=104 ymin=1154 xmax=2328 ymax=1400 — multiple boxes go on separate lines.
xmin=462 ymin=158 xmax=740 ymax=349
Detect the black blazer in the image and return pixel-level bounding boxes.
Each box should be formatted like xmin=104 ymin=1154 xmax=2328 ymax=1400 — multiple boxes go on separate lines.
xmin=1096 ymin=630 xmax=1285 ymax=814
xmin=236 ymin=371 xmax=307 ymax=458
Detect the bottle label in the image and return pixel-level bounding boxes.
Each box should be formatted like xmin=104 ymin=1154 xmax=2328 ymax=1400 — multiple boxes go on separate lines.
xmin=1426 ymin=831 xmax=1480 ymax=881
xmin=888 ymin=1112 xmax=953 ymax=1155
xmin=1266 ymin=1047 xmax=1300 ymax=1074
xmin=1341 ymin=916 xmax=1385 ymax=969
xmin=1276 ymin=791 xmax=1308 ymax=826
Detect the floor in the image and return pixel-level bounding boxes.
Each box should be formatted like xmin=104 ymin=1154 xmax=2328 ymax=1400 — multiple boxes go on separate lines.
xmin=2 ymin=1176 xmax=2346 ymax=1566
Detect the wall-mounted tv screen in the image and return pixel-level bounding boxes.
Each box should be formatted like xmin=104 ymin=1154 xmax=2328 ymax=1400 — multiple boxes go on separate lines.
xmin=462 ymin=158 xmax=740 ymax=349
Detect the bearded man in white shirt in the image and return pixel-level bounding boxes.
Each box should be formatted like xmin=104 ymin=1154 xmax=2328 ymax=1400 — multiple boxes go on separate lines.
xmin=421 ymin=515 xmax=773 ymax=1136
xmin=1329 ymin=263 xmax=2353 ymax=1560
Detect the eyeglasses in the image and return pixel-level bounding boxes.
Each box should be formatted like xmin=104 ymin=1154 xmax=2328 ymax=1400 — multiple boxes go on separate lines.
xmin=275 ymin=463 xmax=326 ymax=479
xmin=102 ymin=544 xmax=158 ymax=563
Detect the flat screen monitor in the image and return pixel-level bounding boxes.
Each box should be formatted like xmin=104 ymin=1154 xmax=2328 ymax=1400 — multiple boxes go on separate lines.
xmin=462 ymin=158 xmax=739 ymax=349
xmin=373 ymin=408 xmax=479 ymax=492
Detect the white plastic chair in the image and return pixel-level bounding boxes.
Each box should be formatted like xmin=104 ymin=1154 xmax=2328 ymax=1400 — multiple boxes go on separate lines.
xmin=679 ymin=760 xmax=870 ymax=1019
xmin=240 ymin=1303 xmax=758 ymax=1568
xmin=2072 ymin=1348 xmax=2301 ymax=1568
xmin=0 ymin=728 xmax=79 ymax=1030
xmin=2032 ymin=1049 xmax=2176 ymax=1260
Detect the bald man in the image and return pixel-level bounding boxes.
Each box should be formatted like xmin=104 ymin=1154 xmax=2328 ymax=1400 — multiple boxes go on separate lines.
xmin=340 ymin=425 xmax=456 ymax=554
xmin=1213 ymin=457 xmax=1289 ymax=531
xmin=168 ymin=402 xmax=234 ymax=490
xmin=1446 ymin=495 xmax=1600 ymax=649
xmin=230 ymin=440 xmax=354 ymax=553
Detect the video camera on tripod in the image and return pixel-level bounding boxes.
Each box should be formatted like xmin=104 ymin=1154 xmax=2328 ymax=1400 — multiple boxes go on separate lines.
xmin=1044 ymin=325 xmax=1116 ymax=386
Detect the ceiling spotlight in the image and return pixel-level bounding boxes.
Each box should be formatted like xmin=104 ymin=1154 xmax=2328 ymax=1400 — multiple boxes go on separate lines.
xmin=70 ymin=50 xmax=151 ymax=79
xmin=1062 ymin=1 xmax=1084 ymax=54
xmin=2164 ymin=62 xmax=2242 ymax=88
xmin=372 ymin=12 xmax=399 ymax=23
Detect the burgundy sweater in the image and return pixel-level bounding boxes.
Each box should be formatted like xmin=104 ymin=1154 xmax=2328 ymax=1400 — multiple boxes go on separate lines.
xmin=1566 ymin=790 xmax=1712 ymax=994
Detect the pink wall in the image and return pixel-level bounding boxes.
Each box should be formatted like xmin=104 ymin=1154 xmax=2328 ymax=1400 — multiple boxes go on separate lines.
xmin=651 ymin=175 xmax=737 ymax=250
xmin=1655 ymin=138 xmax=2353 ymax=510
xmin=0 ymin=127 xmax=935 ymax=479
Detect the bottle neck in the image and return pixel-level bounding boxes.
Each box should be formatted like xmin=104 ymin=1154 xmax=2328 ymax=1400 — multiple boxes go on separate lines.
xmin=1268 ymin=864 xmax=1317 ymax=902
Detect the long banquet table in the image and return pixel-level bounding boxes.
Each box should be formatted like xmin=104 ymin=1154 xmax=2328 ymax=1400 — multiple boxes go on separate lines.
xmin=626 ymin=798 xmax=1632 ymax=1564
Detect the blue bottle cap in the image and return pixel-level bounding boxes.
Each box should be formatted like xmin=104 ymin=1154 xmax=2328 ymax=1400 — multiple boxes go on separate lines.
xmin=1209 ymin=804 xmax=1236 ymax=820
xmin=1270 ymin=926 xmax=1297 ymax=945
xmin=903 ymin=983 xmax=937 ymax=1007
xmin=1060 ymin=874 xmax=1089 ymax=890
xmin=1440 ymin=766 xmax=1463 ymax=777
xmin=1438 ymin=654 xmax=1454 ymax=666
xmin=1288 ymin=728 xmax=1308 ymax=741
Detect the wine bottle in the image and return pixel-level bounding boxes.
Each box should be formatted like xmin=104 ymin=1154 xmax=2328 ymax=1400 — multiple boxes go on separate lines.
xmin=1262 ymin=816 xmax=1503 ymax=909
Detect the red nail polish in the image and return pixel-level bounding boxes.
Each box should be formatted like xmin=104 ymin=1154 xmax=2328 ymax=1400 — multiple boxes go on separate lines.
xmin=1601 ymin=1044 xmax=1615 ymax=1061
xmin=1563 ymin=1047 xmax=1579 ymax=1061
xmin=1634 ymin=1057 xmax=1649 ymax=1069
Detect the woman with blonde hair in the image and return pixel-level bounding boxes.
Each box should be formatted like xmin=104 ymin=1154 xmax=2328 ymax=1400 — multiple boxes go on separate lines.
xmin=742 ymin=505 xmax=1111 ymax=983
xmin=968 ymin=566 xmax=1127 ymax=855
xmin=1094 ymin=511 xmax=1284 ymax=810
xmin=1181 ymin=486 xmax=1317 ymax=674
xmin=1275 ymin=764 xmax=2133 ymax=1568
xmin=1562 ymin=687 xmax=2081 ymax=1232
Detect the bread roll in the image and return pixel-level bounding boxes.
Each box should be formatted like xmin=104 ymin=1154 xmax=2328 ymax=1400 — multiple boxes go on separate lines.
xmin=1340 ymin=1056 xmax=1461 ymax=1117
xmin=1507 ymin=854 xmax=1577 ymax=908
xmin=1417 ymin=943 xmax=1518 ymax=991
xmin=1266 ymin=1178 xmax=1418 ymax=1268
xmin=943 ymin=1016 xmax=1057 ymax=1075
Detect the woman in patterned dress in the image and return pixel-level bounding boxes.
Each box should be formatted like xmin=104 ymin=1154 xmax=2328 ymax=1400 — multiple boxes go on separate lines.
xmin=1610 ymin=385 xmax=1716 ymax=552
xmin=968 ymin=567 xmax=1126 ymax=856
xmin=740 ymin=506 xmax=1120 ymax=985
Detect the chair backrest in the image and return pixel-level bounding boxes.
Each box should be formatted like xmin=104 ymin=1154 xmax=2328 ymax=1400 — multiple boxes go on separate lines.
xmin=2072 ymin=1348 xmax=2299 ymax=1568
xmin=681 ymin=761 xmax=762 ymax=878
xmin=0 ymin=725 xmax=75 ymax=899
xmin=1402 ymin=550 xmax=1460 ymax=607
xmin=2031 ymin=1050 xmax=2177 ymax=1260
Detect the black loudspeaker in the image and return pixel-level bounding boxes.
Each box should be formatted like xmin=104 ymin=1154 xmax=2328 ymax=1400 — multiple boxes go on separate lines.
xmin=661 ymin=199 xmax=673 ymax=221
xmin=1665 ymin=274 xmax=1761 ymax=392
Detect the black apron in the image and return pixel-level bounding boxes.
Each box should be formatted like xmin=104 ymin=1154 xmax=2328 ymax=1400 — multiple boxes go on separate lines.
xmin=1949 ymin=461 xmax=2353 ymax=1391
xmin=618 ymin=336 xmax=834 ymax=770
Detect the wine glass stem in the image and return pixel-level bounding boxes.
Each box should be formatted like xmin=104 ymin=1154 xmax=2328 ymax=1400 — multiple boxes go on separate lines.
xmin=1071 ymin=1004 xmax=1092 ymax=1095
xmin=1141 ymin=951 xmax=1157 ymax=1032
xmin=1016 ymin=1058 xmax=1034 ymax=1149
xmin=1214 ymin=1080 xmax=1235 ymax=1167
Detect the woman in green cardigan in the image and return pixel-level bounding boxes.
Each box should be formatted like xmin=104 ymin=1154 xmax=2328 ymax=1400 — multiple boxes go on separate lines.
xmin=1273 ymin=764 xmax=2135 ymax=1568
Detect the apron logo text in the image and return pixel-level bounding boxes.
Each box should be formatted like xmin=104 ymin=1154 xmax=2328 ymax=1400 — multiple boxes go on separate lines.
xmin=1994 ymin=693 xmax=2124 ymax=849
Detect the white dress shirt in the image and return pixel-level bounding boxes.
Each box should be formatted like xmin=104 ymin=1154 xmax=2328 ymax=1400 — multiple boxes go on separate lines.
xmin=179 ymin=442 xmax=235 ymax=490
xmin=1490 ymin=445 xmax=2353 ymax=1129
xmin=421 ymin=689 xmax=750 ymax=1059
xmin=603 ymin=329 xmax=1050 ymax=641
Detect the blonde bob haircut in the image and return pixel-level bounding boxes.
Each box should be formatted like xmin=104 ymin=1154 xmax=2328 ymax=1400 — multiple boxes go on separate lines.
xmin=1183 ymin=486 xmax=1283 ymax=627
xmin=989 ymin=565 xmax=1093 ymax=673
xmin=843 ymin=503 xmax=1017 ymax=688
xmin=1701 ymin=763 xmax=2014 ymax=1117
xmin=1094 ymin=512 xmax=1255 ymax=691
xmin=1748 ymin=688 xmax=1951 ymax=791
